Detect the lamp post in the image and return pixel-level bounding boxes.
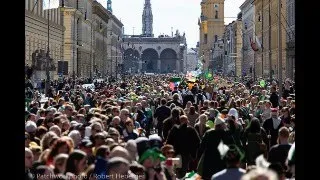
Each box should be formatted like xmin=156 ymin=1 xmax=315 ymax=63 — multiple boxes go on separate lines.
xmin=45 ymin=2 xmax=51 ymax=96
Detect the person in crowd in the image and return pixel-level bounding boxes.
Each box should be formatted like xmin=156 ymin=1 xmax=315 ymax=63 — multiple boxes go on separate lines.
xmin=263 ymin=108 xmax=284 ymax=148
xmin=187 ymin=106 xmax=199 ymax=127
xmin=194 ymin=114 xmax=210 ymax=139
xmin=211 ymin=145 xmax=246 ymax=180
xmin=65 ymin=150 xmax=88 ymax=179
xmin=268 ymin=127 xmax=292 ymax=171
xmin=25 ymin=148 xmax=34 ymax=180
xmin=163 ymin=108 xmax=181 ymax=141
xmin=166 ymin=115 xmax=200 ymax=178
xmin=53 ymin=153 xmax=69 ymax=175
xmin=154 ymin=98 xmax=171 ymax=139
xmin=123 ymin=119 xmax=139 ymax=142
xmin=197 ymin=117 xmax=232 ymax=180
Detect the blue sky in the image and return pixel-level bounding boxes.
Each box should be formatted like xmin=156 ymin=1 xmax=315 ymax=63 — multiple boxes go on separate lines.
xmin=97 ymin=0 xmax=245 ymax=48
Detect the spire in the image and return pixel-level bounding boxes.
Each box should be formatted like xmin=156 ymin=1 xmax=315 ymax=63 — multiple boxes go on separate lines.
xmin=107 ymin=0 xmax=112 ymax=13
xmin=142 ymin=0 xmax=153 ymax=37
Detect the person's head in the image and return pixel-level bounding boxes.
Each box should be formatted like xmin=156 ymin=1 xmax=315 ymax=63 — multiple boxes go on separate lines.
xmin=214 ymin=117 xmax=226 ymax=130
xmin=172 ymin=93 xmax=179 ymax=101
xmin=161 ymin=144 xmax=175 ymax=158
xmin=246 ymin=118 xmax=261 ymax=133
xmin=125 ymin=140 xmax=138 ymax=162
xmin=189 ymin=106 xmax=196 ymax=115
xmin=186 ymin=101 xmax=192 ymax=108
xmin=277 ymin=127 xmax=290 ymax=144
xmin=95 ymin=145 xmax=110 ymax=160
xmin=34 ymin=165 xmax=55 ymax=180
xmin=41 ymin=131 xmax=59 ymax=151
xmin=171 ymin=108 xmax=180 ymax=118
xmin=141 ymin=100 xmax=148 ymax=108
xmin=27 ymin=113 xmax=37 ymax=122
xmin=49 ymin=125 xmax=61 ymax=137
xmin=203 ymin=100 xmax=209 ymax=107
xmin=271 ymin=108 xmax=278 ymax=119
xmin=271 ymin=86 xmax=277 ymax=93
xmin=25 ymin=148 xmax=34 ymax=170
xmin=90 ymin=122 xmax=102 ymax=136
xmin=281 ymin=107 xmax=290 ymax=118
xmin=53 ymin=153 xmax=69 ymax=174
xmin=64 ymin=105 xmax=74 ymax=117
xmin=199 ymin=114 xmax=208 ymax=125
xmin=125 ymin=119 xmax=135 ymax=132
xmin=224 ymin=145 xmax=242 ymax=168
xmin=61 ymin=120 xmax=70 ymax=132
xmin=108 ymin=127 xmax=120 ymax=143
xmin=112 ymin=106 xmax=120 ymax=116
xmin=290 ymin=100 xmax=295 ymax=109
xmin=120 ymin=108 xmax=130 ymax=122
xmin=107 ymin=157 xmax=130 ymax=177
xmin=65 ymin=150 xmax=87 ymax=175
xmin=94 ymin=132 xmax=106 ymax=147
xmin=47 ymin=138 xmax=73 ymax=163
xmin=109 ymin=146 xmax=131 ymax=163
xmin=53 ymin=117 xmax=63 ymax=129
xmin=179 ymin=115 xmax=188 ymax=125
xmin=265 ymin=101 xmax=271 ymax=109
xmin=241 ymin=168 xmax=278 ymax=180
xmin=45 ymin=109 xmax=54 ymax=120
xmin=160 ymin=98 xmax=167 ymax=106
xmin=26 ymin=120 xmax=37 ymax=135
xmin=112 ymin=116 xmax=120 ymax=126
xmin=68 ymin=130 xmax=82 ymax=147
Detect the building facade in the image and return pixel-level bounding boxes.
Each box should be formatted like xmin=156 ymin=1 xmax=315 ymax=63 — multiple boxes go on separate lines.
xmin=61 ymin=0 xmax=94 ymax=78
xmin=185 ymin=49 xmax=198 ymax=72
xmin=233 ymin=19 xmax=243 ymax=77
xmin=107 ymin=14 xmax=123 ymax=77
xmin=199 ymin=0 xmax=225 ymax=70
xmin=25 ymin=0 xmax=65 ymax=81
xmin=211 ymin=39 xmax=224 ymax=73
xmin=240 ymin=0 xmax=255 ymax=77
xmin=286 ymin=0 xmax=295 ymax=80
xmin=254 ymin=0 xmax=287 ymax=80
xmin=92 ymin=1 xmax=112 ymax=78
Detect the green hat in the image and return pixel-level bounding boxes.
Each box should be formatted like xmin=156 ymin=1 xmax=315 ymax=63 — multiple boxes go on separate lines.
xmin=138 ymin=147 xmax=166 ymax=164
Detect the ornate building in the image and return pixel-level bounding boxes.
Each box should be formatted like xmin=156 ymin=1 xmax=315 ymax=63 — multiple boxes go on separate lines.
xmin=198 ymin=0 xmax=225 ymax=70
xmin=240 ymin=0 xmax=255 ymax=77
xmin=142 ymin=0 xmax=153 ymax=37
xmin=25 ymin=0 xmax=64 ymax=81
xmin=122 ymin=0 xmax=187 ymax=74
xmin=286 ymin=0 xmax=295 ymax=80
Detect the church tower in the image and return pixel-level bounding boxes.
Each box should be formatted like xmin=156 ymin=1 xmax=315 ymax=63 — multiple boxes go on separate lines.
xmin=199 ymin=0 xmax=225 ymax=70
xmin=107 ymin=0 xmax=112 ymax=13
xmin=142 ymin=0 xmax=153 ymax=37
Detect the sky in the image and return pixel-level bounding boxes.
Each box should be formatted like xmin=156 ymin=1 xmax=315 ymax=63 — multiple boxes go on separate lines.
xmin=97 ymin=0 xmax=245 ymax=48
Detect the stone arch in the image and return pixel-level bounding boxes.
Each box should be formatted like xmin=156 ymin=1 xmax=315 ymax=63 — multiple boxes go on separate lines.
xmin=160 ymin=48 xmax=177 ymax=73
xmin=123 ymin=48 xmax=140 ymax=73
xmin=141 ymin=48 xmax=159 ymax=73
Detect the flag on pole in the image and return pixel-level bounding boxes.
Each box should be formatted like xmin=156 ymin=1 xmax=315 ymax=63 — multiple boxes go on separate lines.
xmin=43 ymin=0 xmax=60 ymax=10
xmin=169 ymin=77 xmax=181 ymax=91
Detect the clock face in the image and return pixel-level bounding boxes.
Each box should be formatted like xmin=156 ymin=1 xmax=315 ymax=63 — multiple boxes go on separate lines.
xmin=214 ymin=4 xmax=219 ymax=9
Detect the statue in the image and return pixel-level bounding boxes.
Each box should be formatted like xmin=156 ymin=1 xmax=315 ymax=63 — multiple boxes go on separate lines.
xmin=31 ymin=49 xmax=56 ymax=71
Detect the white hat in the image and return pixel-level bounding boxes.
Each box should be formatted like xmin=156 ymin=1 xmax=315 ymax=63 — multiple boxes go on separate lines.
xmin=214 ymin=117 xmax=226 ymax=126
xmin=25 ymin=121 xmax=37 ymax=133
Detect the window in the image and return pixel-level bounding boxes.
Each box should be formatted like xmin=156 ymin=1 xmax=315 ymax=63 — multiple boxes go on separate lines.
xmin=215 ymin=35 xmax=218 ymax=42
xmin=215 ymin=10 xmax=218 ymax=19
xmin=204 ymin=34 xmax=208 ymax=44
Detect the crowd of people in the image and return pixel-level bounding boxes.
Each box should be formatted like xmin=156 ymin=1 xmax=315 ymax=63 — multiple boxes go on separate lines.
xmin=25 ymin=74 xmax=295 ymax=180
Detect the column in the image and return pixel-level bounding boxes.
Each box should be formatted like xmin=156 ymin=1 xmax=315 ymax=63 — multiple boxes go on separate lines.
xmin=138 ymin=59 xmax=142 ymax=72
xmin=176 ymin=59 xmax=180 ymax=72
xmin=157 ymin=59 xmax=161 ymax=73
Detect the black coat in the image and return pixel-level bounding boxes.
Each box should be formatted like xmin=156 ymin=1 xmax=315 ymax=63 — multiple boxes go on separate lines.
xmin=263 ymin=118 xmax=284 ymax=147
xmin=154 ymin=106 xmax=171 ymax=123
xmin=167 ymin=123 xmax=200 ymax=158
xmin=269 ymin=92 xmax=279 ymax=108
xmin=197 ymin=129 xmax=232 ymax=179
xmin=163 ymin=117 xmax=179 ymax=141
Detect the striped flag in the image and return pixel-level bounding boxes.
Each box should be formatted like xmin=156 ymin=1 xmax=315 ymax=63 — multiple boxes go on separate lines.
xmin=43 ymin=0 xmax=60 ymax=10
